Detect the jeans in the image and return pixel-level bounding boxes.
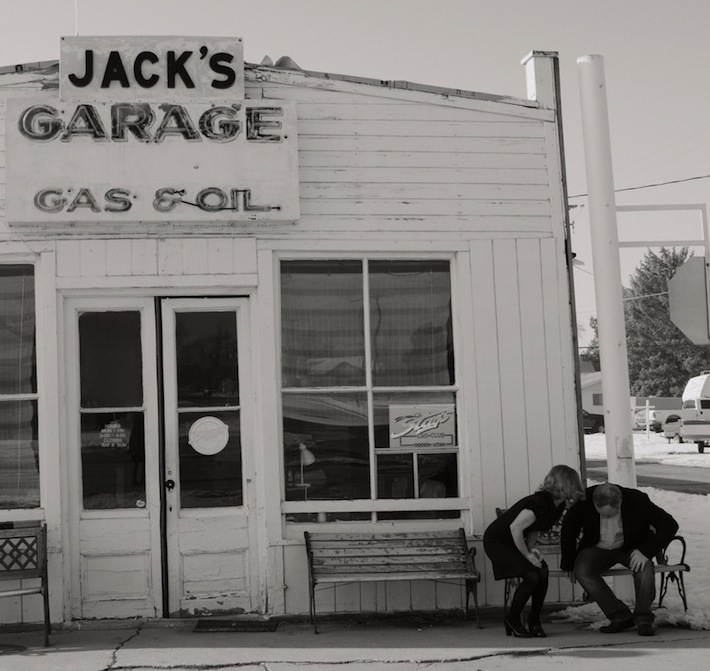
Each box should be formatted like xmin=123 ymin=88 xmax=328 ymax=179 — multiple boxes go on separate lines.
xmin=573 ymin=546 xmax=656 ymax=625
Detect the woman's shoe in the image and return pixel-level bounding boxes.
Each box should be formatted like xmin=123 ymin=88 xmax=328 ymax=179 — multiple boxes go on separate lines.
xmin=527 ymin=618 xmax=547 ymax=637
xmin=504 ymin=617 xmax=533 ymax=638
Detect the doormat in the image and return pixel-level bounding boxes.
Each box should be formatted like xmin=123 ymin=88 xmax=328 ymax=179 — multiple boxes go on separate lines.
xmin=194 ymin=619 xmax=279 ymax=633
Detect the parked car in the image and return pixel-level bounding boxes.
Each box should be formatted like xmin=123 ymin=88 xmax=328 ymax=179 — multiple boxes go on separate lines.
xmin=634 ymin=407 xmax=682 ymax=432
xmin=582 ymin=410 xmax=605 ymax=433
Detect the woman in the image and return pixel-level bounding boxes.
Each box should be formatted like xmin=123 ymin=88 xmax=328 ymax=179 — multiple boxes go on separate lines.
xmin=483 ymin=464 xmax=585 ymax=638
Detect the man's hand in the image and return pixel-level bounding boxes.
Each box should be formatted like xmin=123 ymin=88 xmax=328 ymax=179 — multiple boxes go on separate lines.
xmin=566 ymin=571 xmax=576 ymax=585
xmin=629 ymin=549 xmax=649 ymax=572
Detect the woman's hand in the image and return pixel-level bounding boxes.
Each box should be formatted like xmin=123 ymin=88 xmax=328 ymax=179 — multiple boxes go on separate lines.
xmin=526 ymin=548 xmax=543 ymax=568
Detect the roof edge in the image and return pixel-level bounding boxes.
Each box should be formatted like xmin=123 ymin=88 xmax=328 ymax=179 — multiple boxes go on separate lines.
xmin=0 ymin=58 xmax=539 ymax=110
xmin=245 ymin=62 xmax=539 ymax=108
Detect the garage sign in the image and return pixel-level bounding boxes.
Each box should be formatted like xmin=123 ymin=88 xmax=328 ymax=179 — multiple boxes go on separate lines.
xmin=5 ymin=36 xmax=299 ymax=225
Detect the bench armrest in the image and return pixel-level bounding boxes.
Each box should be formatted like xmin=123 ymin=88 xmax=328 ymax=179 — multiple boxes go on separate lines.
xmin=656 ymin=535 xmax=686 ymax=566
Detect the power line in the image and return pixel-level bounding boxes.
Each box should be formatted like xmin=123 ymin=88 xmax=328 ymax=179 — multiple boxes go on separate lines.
xmin=569 ymin=173 xmax=710 ymax=199
xmin=623 ymin=291 xmax=668 ymax=301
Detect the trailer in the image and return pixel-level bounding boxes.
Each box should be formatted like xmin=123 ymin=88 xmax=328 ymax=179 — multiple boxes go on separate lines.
xmin=661 ymin=372 xmax=710 ymax=452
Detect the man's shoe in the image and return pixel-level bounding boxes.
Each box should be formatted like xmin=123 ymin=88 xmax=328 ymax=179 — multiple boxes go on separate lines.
xmin=637 ymin=623 xmax=656 ymax=636
xmin=600 ymin=618 xmax=635 ymax=633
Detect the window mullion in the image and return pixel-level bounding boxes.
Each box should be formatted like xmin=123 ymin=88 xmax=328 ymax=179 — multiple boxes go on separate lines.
xmin=362 ymin=260 xmax=377 ymax=512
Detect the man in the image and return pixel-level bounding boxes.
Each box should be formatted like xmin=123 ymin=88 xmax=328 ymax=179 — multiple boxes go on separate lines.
xmin=560 ymin=482 xmax=678 ymax=637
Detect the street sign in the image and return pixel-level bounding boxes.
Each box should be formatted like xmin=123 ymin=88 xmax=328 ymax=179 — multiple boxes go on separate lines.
xmin=668 ymin=256 xmax=710 ymax=345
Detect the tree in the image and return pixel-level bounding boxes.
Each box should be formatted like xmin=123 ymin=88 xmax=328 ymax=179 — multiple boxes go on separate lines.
xmin=583 ymin=247 xmax=710 ymax=397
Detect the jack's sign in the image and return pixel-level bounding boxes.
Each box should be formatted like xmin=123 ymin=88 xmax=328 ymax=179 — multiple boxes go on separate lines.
xmin=59 ymin=36 xmax=244 ymax=101
xmin=6 ymin=37 xmax=299 ymax=225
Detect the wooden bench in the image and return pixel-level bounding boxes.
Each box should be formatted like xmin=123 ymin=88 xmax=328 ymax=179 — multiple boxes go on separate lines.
xmin=304 ymin=529 xmax=481 ymax=633
xmin=504 ymin=533 xmax=690 ymax=613
xmin=0 ymin=523 xmax=51 ymax=646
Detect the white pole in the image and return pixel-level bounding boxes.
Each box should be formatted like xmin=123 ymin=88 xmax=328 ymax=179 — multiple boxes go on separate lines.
xmin=577 ymin=55 xmax=636 ymax=487
xmin=646 ymin=399 xmax=651 ymax=440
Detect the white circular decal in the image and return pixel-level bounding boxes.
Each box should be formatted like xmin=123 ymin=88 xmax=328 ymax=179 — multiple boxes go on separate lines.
xmin=188 ymin=416 xmax=229 ymax=455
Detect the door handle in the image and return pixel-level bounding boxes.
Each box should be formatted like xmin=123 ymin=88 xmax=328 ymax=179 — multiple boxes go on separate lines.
xmin=165 ymin=479 xmax=175 ymax=491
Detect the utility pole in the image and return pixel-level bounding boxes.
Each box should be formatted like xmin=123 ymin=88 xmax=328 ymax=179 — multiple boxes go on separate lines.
xmin=577 ymin=54 xmax=636 ymax=487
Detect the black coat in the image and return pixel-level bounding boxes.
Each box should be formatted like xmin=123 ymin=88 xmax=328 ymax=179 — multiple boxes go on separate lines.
xmin=484 ymin=491 xmax=565 ymax=580
xmin=560 ymin=485 xmax=678 ymax=571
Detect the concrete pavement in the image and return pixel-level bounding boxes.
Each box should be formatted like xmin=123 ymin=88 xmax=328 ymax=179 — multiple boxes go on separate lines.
xmin=1 ymin=613 xmax=708 ymax=671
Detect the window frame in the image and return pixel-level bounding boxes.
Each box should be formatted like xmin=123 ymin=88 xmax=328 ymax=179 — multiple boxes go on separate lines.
xmin=278 ymin=254 xmax=466 ymax=526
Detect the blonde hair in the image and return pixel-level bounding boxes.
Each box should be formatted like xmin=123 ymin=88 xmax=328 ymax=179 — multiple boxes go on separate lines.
xmin=540 ymin=464 xmax=585 ymax=502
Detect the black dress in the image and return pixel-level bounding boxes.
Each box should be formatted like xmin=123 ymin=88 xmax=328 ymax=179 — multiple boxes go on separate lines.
xmin=483 ymin=491 xmax=565 ymax=580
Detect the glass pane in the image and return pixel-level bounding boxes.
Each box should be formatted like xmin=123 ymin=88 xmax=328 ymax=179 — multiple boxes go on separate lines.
xmin=281 ymin=261 xmax=365 ymax=388
xmin=377 ymin=453 xmax=413 ymax=499
xmin=373 ymin=391 xmax=457 ymax=449
xmin=175 ymin=312 xmax=238 ymax=407
xmin=0 ymin=400 xmax=39 ymax=508
xmin=369 ymin=260 xmax=454 ymax=386
xmin=418 ymin=452 xmax=458 ymax=498
xmin=0 ymin=265 xmax=36 ymax=395
xmin=81 ymin=412 xmax=146 ymax=509
xmin=283 ymin=392 xmax=370 ymax=500
xmin=178 ymin=410 xmax=242 ymax=508
xmin=79 ymin=312 xmax=143 ymax=408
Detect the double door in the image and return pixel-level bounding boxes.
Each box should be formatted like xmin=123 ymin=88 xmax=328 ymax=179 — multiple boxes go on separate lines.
xmin=65 ymin=296 xmax=259 ymax=618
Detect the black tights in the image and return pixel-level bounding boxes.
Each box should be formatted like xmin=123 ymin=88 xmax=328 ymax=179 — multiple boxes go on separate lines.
xmin=509 ymin=563 xmax=549 ymax=625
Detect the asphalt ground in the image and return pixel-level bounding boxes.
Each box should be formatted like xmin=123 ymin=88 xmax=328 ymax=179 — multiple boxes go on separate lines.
xmin=1 ymin=612 xmax=708 ymax=671
xmin=585 ymin=460 xmax=710 ymax=495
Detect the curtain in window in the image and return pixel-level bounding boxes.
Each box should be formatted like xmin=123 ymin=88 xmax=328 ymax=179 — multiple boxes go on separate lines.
xmin=281 ymin=261 xmax=365 ymax=388
xmin=0 ymin=265 xmax=39 ymax=508
xmin=369 ymin=260 xmax=453 ymax=386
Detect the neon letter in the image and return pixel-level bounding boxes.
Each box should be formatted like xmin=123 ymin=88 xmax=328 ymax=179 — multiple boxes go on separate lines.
xmin=112 ymin=103 xmax=154 ymax=142
xmin=199 ymin=106 xmax=241 ymax=141
xmin=18 ymin=105 xmax=63 ymax=141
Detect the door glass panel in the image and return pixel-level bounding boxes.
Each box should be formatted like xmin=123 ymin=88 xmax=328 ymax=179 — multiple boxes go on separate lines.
xmin=78 ymin=311 xmax=145 ymax=509
xmin=79 ymin=312 xmax=143 ymax=408
xmin=80 ymin=411 xmax=146 ymax=509
xmin=178 ymin=410 xmax=242 ymax=508
xmin=175 ymin=312 xmax=239 ymax=407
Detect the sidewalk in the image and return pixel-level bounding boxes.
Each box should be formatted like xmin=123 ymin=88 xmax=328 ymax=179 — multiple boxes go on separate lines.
xmin=1 ymin=612 xmax=709 ymax=671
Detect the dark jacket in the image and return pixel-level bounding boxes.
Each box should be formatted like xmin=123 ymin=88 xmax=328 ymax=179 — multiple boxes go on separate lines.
xmin=560 ymin=485 xmax=678 ymax=571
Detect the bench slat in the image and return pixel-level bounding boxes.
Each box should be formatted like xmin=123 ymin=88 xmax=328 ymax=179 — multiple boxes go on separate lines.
xmin=316 ymin=571 xmax=479 ymax=583
xmin=311 ymin=546 xmax=467 ymax=558
xmin=313 ymin=555 xmax=469 ymax=566
xmin=308 ymin=532 xmax=463 ymax=542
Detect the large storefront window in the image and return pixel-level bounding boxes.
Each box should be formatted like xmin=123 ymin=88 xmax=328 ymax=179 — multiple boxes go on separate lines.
xmin=0 ymin=265 xmax=39 ymax=509
xmin=281 ymin=259 xmax=458 ymax=522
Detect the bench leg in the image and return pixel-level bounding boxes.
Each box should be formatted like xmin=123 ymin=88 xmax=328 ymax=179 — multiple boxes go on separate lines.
xmin=659 ymin=571 xmax=688 ymax=611
xmin=677 ymin=572 xmax=689 ymax=611
xmin=42 ymin=585 xmax=51 ymax=647
xmin=465 ymin=579 xmax=481 ymax=628
xmin=308 ymin=580 xmax=318 ymax=634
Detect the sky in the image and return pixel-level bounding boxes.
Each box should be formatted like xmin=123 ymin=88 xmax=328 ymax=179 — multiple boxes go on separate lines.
xmin=563 ymin=432 xmax=710 ymax=631
xmin=3 ymin=0 xmax=710 ymax=347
